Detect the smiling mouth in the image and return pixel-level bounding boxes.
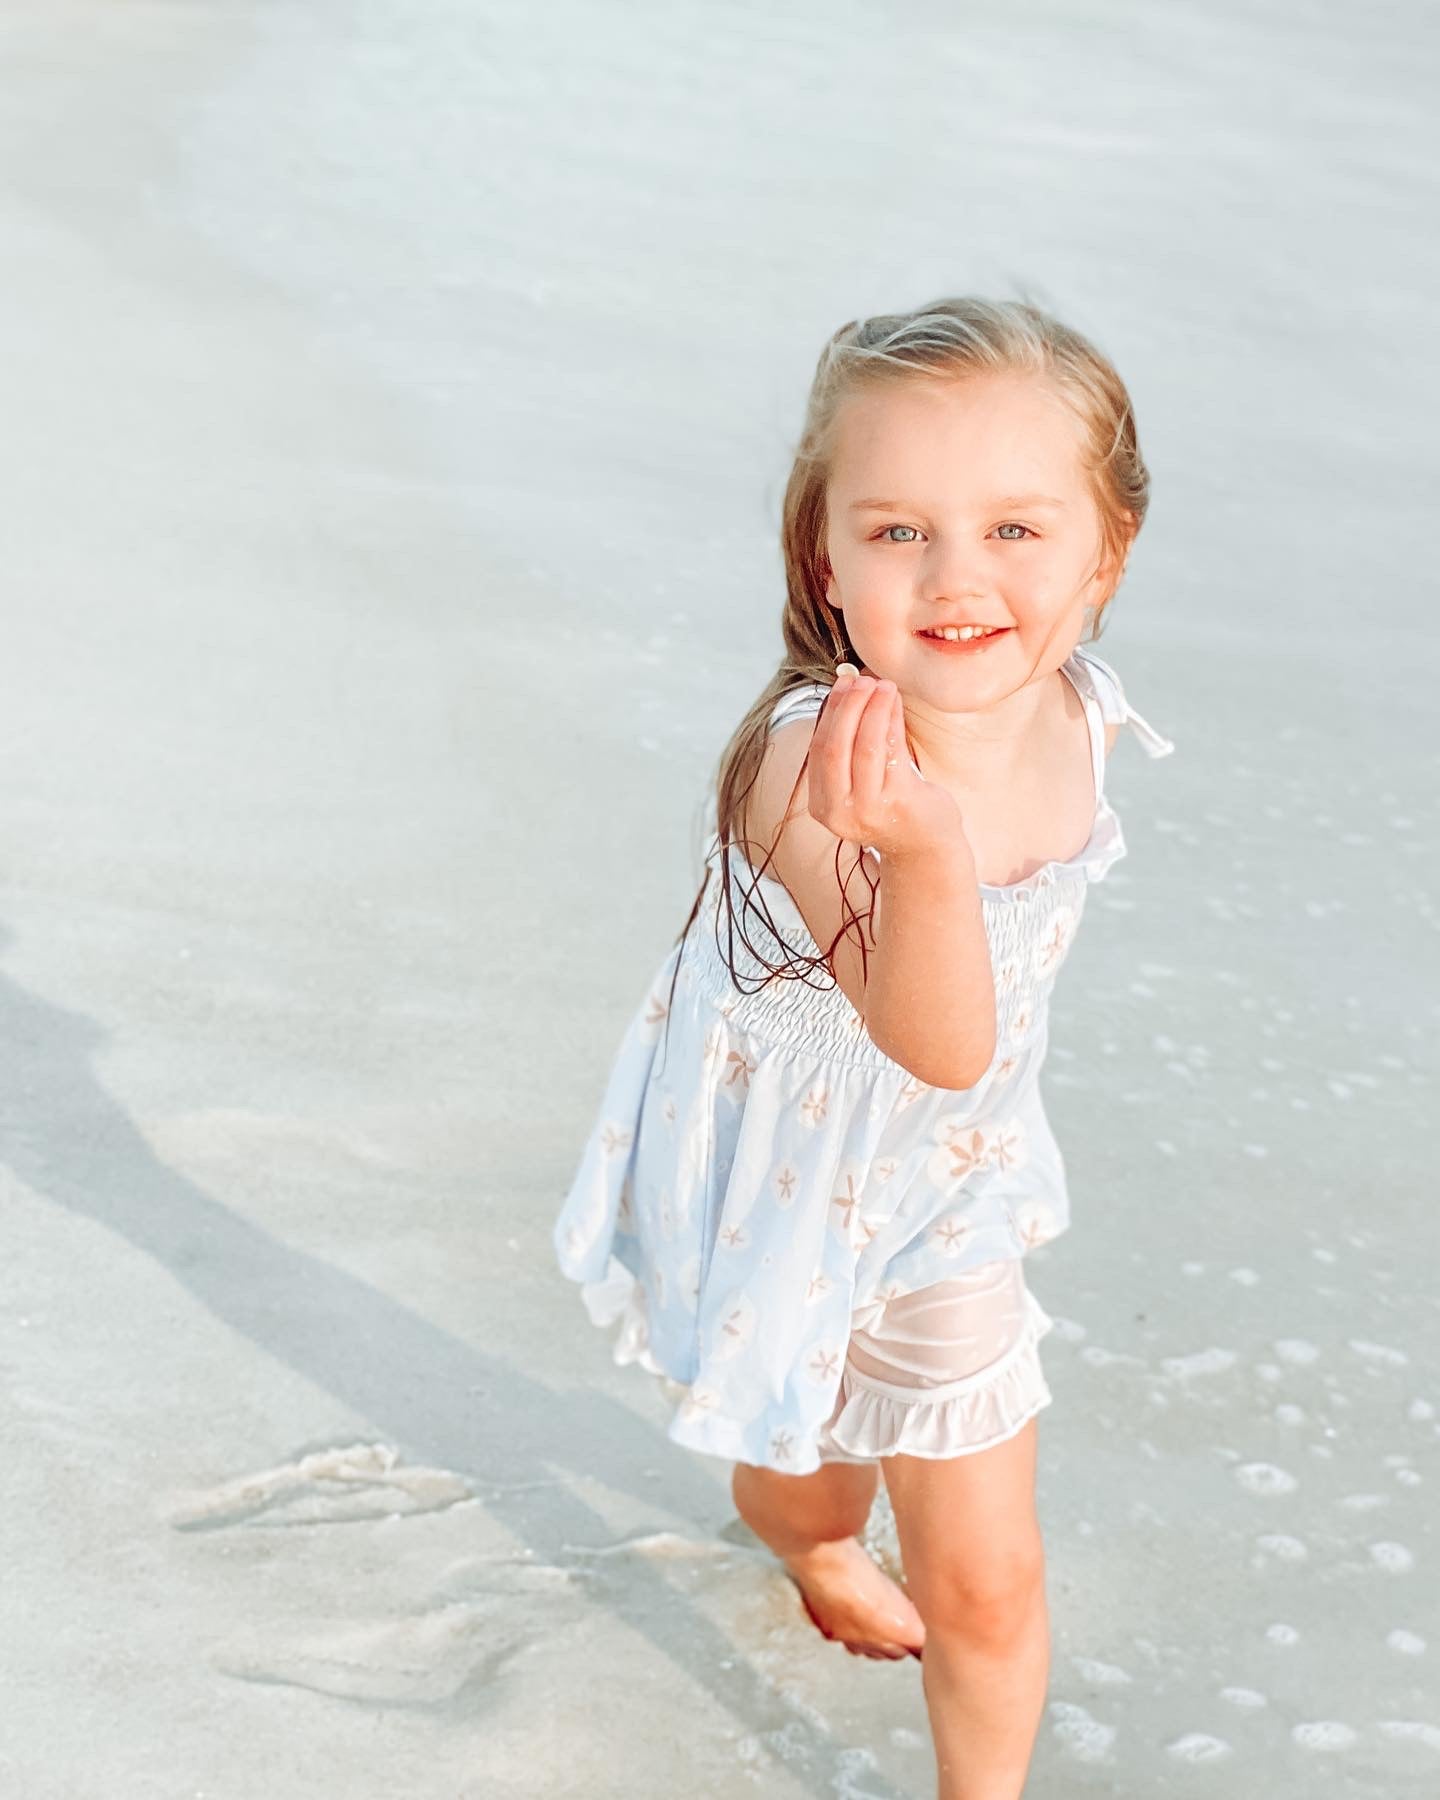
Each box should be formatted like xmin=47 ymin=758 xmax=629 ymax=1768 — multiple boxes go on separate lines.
xmin=916 ymin=626 xmax=1013 ymax=651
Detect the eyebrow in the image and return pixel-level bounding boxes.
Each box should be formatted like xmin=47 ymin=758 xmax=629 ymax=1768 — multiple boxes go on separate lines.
xmin=848 ymin=494 xmax=1067 ymax=512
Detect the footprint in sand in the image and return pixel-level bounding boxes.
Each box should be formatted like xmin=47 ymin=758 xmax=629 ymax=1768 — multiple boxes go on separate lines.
xmin=161 ymin=1441 xmax=473 ymax=1531
xmin=211 ymin=1559 xmax=577 ymax=1707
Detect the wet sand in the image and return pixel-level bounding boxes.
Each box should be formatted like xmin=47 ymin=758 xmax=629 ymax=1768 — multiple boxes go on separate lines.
xmin=2 ymin=2 xmax=1436 ymax=1794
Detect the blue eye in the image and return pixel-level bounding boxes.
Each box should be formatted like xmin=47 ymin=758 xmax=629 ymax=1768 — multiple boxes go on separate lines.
xmin=876 ymin=521 xmax=1035 ymax=543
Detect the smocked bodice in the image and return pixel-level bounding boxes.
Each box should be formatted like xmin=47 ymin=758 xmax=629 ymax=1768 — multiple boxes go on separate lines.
xmin=692 ymin=644 xmax=1174 ymax=1085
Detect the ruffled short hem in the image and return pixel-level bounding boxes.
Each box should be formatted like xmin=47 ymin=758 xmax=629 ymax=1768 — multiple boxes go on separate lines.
xmin=576 ymin=1253 xmax=1056 ymax=1469
xmin=817 ymin=1287 xmax=1055 ymax=1462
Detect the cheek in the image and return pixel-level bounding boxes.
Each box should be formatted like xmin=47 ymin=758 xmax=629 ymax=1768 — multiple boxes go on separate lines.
xmin=848 ymin=556 xmax=912 ymax=607
xmin=845 ymin=592 xmax=909 ymax=644
xmin=1008 ymin=562 xmax=1074 ymax=611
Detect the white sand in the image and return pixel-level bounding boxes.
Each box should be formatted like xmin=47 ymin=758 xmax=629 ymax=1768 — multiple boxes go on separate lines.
xmin=2 ymin=2 xmax=1435 ymax=1795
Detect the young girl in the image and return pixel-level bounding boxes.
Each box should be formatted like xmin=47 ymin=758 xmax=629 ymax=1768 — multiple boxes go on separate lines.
xmin=552 ymin=296 xmax=1174 ymax=1799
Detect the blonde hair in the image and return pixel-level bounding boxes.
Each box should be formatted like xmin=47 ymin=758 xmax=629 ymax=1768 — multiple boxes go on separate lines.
xmin=660 ymin=294 xmax=1151 ymax=1047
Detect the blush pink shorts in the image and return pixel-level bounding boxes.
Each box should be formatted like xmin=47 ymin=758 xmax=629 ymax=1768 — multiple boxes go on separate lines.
xmin=816 ymin=1257 xmax=1055 ymax=1463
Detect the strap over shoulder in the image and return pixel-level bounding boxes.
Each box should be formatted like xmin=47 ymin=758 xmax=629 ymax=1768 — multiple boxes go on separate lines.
xmin=1070 ymin=646 xmax=1175 ymax=759
xmin=767 ymin=681 xmax=830 ymax=734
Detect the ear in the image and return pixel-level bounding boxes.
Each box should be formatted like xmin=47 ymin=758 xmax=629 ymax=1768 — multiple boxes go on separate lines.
xmin=1095 ymin=512 xmax=1137 ymax=591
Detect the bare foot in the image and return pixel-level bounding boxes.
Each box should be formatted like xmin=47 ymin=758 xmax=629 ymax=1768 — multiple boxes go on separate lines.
xmin=783 ymin=1536 xmax=926 ymax=1661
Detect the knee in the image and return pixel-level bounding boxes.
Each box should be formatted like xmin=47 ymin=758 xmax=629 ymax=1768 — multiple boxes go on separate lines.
xmin=914 ymin=1537 xmax=1047 ymax=1648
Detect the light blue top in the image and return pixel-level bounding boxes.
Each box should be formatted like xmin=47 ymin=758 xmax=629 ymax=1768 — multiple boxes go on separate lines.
xmin=553 ymin=645 xmax=1175 ymax=1473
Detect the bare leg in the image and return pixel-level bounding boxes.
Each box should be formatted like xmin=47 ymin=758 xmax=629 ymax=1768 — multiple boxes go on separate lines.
xmin=732 ymin=1460 xmax=926 ymax=1660
xmin=883 ymin=1419 xmax=1049 ymax=1799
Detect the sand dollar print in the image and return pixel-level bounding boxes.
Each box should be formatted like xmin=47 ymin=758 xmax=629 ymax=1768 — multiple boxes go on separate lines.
xmin=678 ymin=1383 xmax=719 ymax=1422
xmin=711 ymin=1290 xmax=756 ymax=1361
xmin=769 ymin=1427 xmax=798 ymax=1465
xmin=796 ymin=1084 xmax=831 ymax=1129
xmin=930 ymin=1212 xmax=975 ymax=1256
xmin=615 ymin=1175 xmax=635 ymax=1234
xmin=828 ymin=1164 xmax=869 ymax=1248
xmin=994 ymin=954 xmax=1023 ymax=995
xmin=1032 ymin=903 xmax=1078 ymax=980
xmin=770 ymin=1160 xmax=801 ymax=1209
xmin=598 ymin=1122 xmax=633 ymax=1158
xmin=926 ymin=1114 xmax=994 ymax=1189
xmin=806 ymin=1343 xmax=843 ymax=1385
xmin=988 ymin=1117 xmax=1029 ymax=1173
xmin=1009 ymin=1198 xmax=1060 ymax=1248
xmin=719 ymin=1042 xmax=758 ymax=1102
xmin=804 ymin=1269 xmax=834 ymax=1305
xmin=637 ymin=988 xmax=670 ymax=1045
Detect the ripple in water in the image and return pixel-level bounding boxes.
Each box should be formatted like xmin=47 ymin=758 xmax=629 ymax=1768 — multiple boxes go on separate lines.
xmin=1236 ymin=1462 xmax=1298 ymax=1496
xmin=1167 ymin=1733 xmax=1232 ymax=1763
xmin=1292 ymin=1721 xmax=1357 ymax=1752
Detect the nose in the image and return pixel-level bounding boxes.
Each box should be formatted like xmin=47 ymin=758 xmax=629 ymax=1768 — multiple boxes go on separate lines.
xmin=920 ymin=539 xmax=988 ymax=604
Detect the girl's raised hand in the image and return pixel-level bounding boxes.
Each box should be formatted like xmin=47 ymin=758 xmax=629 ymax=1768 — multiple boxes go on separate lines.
xmin=807 ymin=671 xmax=968 ymax=860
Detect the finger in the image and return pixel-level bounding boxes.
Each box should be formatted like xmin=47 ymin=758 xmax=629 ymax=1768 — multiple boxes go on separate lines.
xmin=849 ymin=680 xmax=893 ymax=816
xmin=808 ymin=673 xmax=864 ymax=815
xmin=813 ymin=670 xmax=858 ymax=752
xmin=815 ymin=674 xmax=874 ymax=802
xmin=882 ymin=687 xmax=905 ymax=779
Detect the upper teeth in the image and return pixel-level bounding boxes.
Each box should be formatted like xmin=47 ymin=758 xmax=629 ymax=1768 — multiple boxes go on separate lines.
xmin=928 ymin=624 xmax=1000 ymax=640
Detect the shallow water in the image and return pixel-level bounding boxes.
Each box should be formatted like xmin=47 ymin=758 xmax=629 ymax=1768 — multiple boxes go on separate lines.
xmin=1 ymin=2 xmax=1435 ymax=1795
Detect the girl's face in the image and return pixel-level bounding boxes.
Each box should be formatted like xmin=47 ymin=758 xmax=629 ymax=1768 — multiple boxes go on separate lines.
xmin=823 ymin=373 xmax=1123 ymax=708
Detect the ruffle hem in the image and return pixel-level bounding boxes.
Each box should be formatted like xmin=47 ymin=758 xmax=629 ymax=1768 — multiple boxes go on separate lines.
xmin=580 ymin=1254 xmax=1055 ymax=1463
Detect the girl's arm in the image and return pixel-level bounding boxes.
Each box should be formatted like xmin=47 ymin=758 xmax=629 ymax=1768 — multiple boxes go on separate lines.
xmin=865 ymin=830 xmax=994 ymax=1089
xmin=741 ymin=678 xmax=995 ymax=1090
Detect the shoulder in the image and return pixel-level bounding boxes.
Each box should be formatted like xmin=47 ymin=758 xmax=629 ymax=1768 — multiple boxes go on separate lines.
xmin=744 ymin=683 xmax=831 ymax=830
xmin=767 ymin=681 xmax=829 ymax=734
xmin=742 ymin=690 xmax=827 ymax=849
xmin=739 ymin=690 xmax=876 ymax=1016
